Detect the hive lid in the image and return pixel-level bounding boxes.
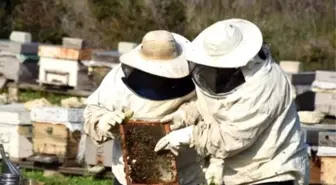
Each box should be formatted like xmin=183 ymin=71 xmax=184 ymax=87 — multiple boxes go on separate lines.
xmin=30 ymin=106 xmax=84 ymax=123
xmin=0 ymin=40 xmax=38 ymax=54
xmin=92 ymin=50 xmax=120 ymax=63
xmin=0 ymin=104 xmax=31 ymax=125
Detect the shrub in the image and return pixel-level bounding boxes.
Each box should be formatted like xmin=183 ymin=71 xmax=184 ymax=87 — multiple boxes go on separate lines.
xmin=12 ymin=0 xmax=68 ymax=44
xmin=0 ymin=0 xmax=334 ymax=71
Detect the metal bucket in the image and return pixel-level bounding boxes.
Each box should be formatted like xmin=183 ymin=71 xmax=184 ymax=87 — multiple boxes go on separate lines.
xmin=0 ymin=144 xmax=22 ymax=185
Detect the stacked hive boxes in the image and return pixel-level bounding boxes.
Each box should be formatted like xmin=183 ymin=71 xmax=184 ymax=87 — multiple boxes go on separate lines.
xmin=288 ymin=71 xmax=316 ymax=111
xmin=83 ymin=42 xmax=137 ymax=169
xmin=85 ymin=41 xmax=137 ymax=88
xmin=0 ymin=104 xmax=32 ymax=160
xmin=29 ymin=107 xmax=84 ymax=165
xmin=87 ymin=50 xmax=120 ymax=88
xmin=312 ymin=71 xmax=336 ymax=116
xmin=0 ymin=31 xmax=39 ymax=88
xmin=279 ymin=61 xmax=316 ymax=110
xmin=281 ymin=61 xmax=336 ymax=117
xmin=38 ymin=37 xmax=94 ymax=90
xmin=311 ymin=71 xmax=336 ymax=185
xmin=285 ymin=63 xmax=336 ymax=185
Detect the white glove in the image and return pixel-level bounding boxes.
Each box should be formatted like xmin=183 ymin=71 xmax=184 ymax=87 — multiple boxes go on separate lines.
xmin=160 ymin=104 xmax=200 ymax=131
xmin=96 ymin=110 xmax=126 ymax=137
xmin=154 ymin=126 xmax=194 ymax=156
xmin=160 ymin=109 xmax=187 ymax=131
xmin=204 ymin=157 xmax=224 ymax=185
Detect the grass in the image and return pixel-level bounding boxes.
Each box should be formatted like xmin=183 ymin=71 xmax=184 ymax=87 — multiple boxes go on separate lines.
xmin=18 ymin=90 xmax=72 ymax=105
xmin=23 ymin=170 xmax=112 ymax=185
xmin=0 ymin=88 xmax=73 ymax=105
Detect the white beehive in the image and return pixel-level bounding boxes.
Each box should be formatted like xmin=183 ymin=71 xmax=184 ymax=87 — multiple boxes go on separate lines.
xmin=38 ymin=44 xmax=94 ymax=90
xmin=38 ymin=57 xmax=79 ymax=87
xmin=9 ymin=31 xmax=32 ymax=43
xmin=279 ymin=61 xmax=303 ymax=74
xmin=30 ymin=106 xmax=84 ymax=127
xmin=118 ymin=41 xmax=137 ymax=54
xmin=30 ymin=107 xmax=83 ymax=163
xmin=0 ymin=104 xmax=33 ymax=160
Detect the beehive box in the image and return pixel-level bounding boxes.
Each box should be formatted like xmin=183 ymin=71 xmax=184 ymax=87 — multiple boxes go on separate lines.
xmin=309 ymin=155 xmax=321 ymax=184
xmin=315 ymin=93 xmax=336 ymax=116
xmin=118 ymin=42 xmax=137 ymax=54
xmin=0 ymin=104 xmax=33 ymax=160
xmin=279 ymin=61 xmax=303 ymax=74
xmin=85 ymin=137 xmax=112 ymax=167
xmin=0 ymin=40 xmax=38 ymax=54
xmin=119 ymin=120 xmax=178 ymax=185
xmin=0 ymin=51 xmax=39 ymax=84
xmin=30 ymin=107 xmax=84 ymax=125
xmin=295 ymin=90 xmax=336 ymax=115
xmin=317 ymin=132 xmax=336 ymax=185
xmin=312 ymin=70 xmax=336 ymax=93
xmin=302 ymin=127 xmax=319 ymax=185
xmin=38 ymin=45 xmax=92 ymax=61
xmin=320 ymin=157 xmax=336 ymax=185
xmin=315 ymin=71 xmax=336 ymax=83
xmin=285 ymin=72 xmax=316 ymax=86
xmin=62 ymin=37 xmax=85 ymax=49
xmin=283 ymin=71 xmax=315 ymax=111
xmin=9 ymin=31 xmax=32 ymax=43
xmin=86 ymin=50 xmax=120 ymax=87
xmin=30 ymin=107 xmax=83 ymax=163
xmin=91 ymin=50 xmax=120 ymax=65
xmin=38 ymin=57 xmax=94 ymax=89
xmin=32 ymin=122 xmax=81 ymax=163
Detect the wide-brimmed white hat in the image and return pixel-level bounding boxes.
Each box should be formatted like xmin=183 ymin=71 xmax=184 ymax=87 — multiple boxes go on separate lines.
xmin=120 ymin=30 xmax=191 ymax=78
xmin=187 ymin=18 xmax=263 ymax=68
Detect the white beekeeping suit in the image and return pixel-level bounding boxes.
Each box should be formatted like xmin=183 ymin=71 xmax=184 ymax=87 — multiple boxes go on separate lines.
xmin=155 ymin=19 xmax=309 ymax=185
xmin=83 ymin=30 xmax=206 ymax=185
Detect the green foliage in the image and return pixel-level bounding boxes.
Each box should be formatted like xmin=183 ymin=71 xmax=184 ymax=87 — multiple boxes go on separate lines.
xmin=18 ymin=90 xmax=71 ymax=105
xmin=0 ymin=0 xmax=334 ymax=70
xmin=11 ymin=0 xmax=68 ymax=44
xmin=0 ymin=0 xmax=21 ymax=38
xmin=88 ymin=0 xmax=187 ymax=49
xmin=184 ymin=0 xmax=335 ymax=70
xmin=23 ymin=170 xmax=111 ymax=185
xmin=89 ymin=0 xmax=124 ymax=21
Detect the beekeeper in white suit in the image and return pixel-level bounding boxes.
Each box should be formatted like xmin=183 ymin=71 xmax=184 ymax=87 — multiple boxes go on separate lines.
xmin=83 ymin=30 xmax=205 ymax=185
xmin=155 ymin=19 xmax=309 ymax=185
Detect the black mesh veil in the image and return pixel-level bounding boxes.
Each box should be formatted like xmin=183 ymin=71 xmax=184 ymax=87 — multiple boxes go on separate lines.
xmin=121 ymin=64 xmax=195 ymax=100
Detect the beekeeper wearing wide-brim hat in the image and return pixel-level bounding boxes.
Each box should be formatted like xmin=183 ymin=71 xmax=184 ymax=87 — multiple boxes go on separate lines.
xmin=82 ymin=30 xmax=206 ymax=185
xmin=155 ymin=19 xmax=309 ymax=185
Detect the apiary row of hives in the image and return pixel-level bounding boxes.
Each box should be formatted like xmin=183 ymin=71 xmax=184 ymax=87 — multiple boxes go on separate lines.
xmin=0 ymin=100 xmax=112 ymax=170
xmin=0 ymin=31 xmax=138 ymax=91
xmin=0 ymin=101 xmax=178 ymax=184
xmin=280 ymin=61 xmax=336 ymax=185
